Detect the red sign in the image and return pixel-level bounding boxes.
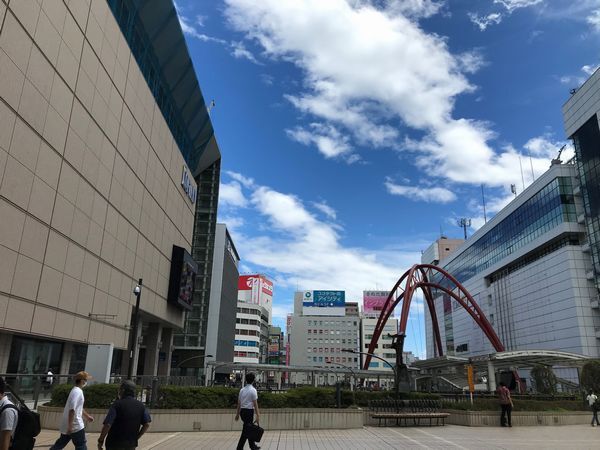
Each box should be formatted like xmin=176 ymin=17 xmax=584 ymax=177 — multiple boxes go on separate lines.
xmin=238 ymin=275 xmax=257 ymax=291
xmin=262 ymin=277 xmax=273 ymax=295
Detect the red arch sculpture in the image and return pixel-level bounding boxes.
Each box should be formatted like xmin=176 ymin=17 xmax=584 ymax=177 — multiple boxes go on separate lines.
xmin=363 ymin=264 xmax=504 ymax=370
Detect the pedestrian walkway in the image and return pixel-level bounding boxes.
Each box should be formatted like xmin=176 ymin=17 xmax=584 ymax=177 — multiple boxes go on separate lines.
xmin=36 ymin=425 xmax=600 ymax=449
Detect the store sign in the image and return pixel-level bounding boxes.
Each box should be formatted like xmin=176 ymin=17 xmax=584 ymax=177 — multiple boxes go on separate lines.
xmin=181 ymin=166 xmax=197 ymax=204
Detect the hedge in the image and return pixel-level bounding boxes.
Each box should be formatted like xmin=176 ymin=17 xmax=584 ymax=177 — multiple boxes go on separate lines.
xmin=443 ymin=398 xmax=587 ymax=412
xmin=49 ymin=384 xmax=439 ymax=409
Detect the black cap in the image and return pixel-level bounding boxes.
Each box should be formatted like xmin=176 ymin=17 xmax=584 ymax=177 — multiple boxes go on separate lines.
xmin=120 ymin=380 xmax=136 ymax=395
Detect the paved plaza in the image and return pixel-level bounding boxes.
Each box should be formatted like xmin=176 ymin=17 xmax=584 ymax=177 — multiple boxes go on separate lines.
xmin=36 ymin=425 xmax=600 ymax=449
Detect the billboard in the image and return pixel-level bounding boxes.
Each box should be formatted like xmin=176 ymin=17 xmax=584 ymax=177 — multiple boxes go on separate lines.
xmin=363 ymin=290 xmax=391 ymax=317
xmin=238 ymin=275 xmax=273 ymax=313
xmin=302 ymin=290 xmax=345 ymax=316
xmin=167 ymin=245 xmax=197 ymax=311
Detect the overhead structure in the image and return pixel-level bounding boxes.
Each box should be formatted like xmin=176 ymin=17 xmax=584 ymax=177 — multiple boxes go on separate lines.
xmin=364 ymin=264 xmax=505 ymax=370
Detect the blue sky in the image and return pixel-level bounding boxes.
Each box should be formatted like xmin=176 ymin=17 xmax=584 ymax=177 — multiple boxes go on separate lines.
xmin=174 ymin=0 xmax=599 ymax=358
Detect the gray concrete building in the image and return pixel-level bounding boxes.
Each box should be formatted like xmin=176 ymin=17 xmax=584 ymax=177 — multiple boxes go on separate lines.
xmin=0 ymin=0 xmax=218 ymax=378
xmin=289 ymin=292 xmax=360 ymax=384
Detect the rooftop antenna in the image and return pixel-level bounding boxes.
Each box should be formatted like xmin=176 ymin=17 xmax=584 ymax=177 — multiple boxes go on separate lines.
xmin=519 ymin=156 xmax=525 ymax=191
xmin=457 ymin=218 xmax=471 ymax=240
xmin=510 ymin=184 xmax=517 ymax=197
xmin=481 ymin=184 xmax=487 ymax=223
xmin=551 ymin=145 xmax=566 ymax=166
xmin=207 ymin=99 xmax=216 ymax=114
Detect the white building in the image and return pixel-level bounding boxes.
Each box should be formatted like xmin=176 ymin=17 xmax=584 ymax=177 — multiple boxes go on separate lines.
xmin=424 ymin=163 xmax=598 ymax=385
xmin=234 ymin=275 xmax=273 ymax=364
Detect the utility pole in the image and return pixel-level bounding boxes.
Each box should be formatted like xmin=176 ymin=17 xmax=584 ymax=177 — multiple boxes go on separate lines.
xmin=127 ymin=279 xmax=143 ymax=380
xmin=457 ymin=218 xmax=471 ymax=240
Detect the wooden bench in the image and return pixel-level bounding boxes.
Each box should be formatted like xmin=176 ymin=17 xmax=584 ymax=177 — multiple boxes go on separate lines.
xmin=369 ymin=399 xmax=450 ymax=427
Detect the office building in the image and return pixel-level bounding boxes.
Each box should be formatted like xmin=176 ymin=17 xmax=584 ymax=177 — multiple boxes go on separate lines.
xmin=563 ymin=68 xmax=600 ymax=291
xmin=172 ymin=224 xmax=238 ymax=377
xmin=234 ymin=274 xmax=273 ymax=364
xmin=421 ymin=237 xmax=464 ymax=266
xmin=423 ymin=163 xmax=598 ymax=387
xmin=288 ymin=291 xmax=360 ymax=384
xmin=0 ymin=0 xmax=220 ymax=377
xmin=268 ymin=325 xmax=283 ymax=365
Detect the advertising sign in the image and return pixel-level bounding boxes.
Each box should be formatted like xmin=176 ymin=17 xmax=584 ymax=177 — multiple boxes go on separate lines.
xmin=167 ymin=245 xmax=197 ymax=311
xmin=268 ymin=343 xmax=279 ymax=356
xmin=363 ymin=291 xmax=391 ymax=317
xmin=302 ymin=290 xmax=345 ymax=316
xmin=238 ymin=275 xmax=273 ymax=307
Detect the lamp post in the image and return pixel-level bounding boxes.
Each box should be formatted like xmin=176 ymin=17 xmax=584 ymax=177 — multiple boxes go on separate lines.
xmin=127 ymin=279 xmax=142 ymax=380
xmin=327 ymin=361 xmax=357 ymax=404
xmin=318 ymin=366 xmax=341 ymax=408
xmin=342 ymin=348 xmax=397 ymax=393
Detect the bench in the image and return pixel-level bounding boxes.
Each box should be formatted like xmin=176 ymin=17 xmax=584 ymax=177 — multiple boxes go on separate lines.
xmin=369 ymin=399 xmax=450 ymax=427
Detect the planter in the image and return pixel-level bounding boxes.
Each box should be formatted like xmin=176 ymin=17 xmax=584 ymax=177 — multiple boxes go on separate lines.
xmin=38 ymin=406 xmax=364 ymax=432
xmin=444 ymin=410 xmax=592 ymax=427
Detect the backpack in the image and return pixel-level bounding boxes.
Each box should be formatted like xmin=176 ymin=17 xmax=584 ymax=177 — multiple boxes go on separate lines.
xmin=1 ymin=388 xmax=41 ymax=450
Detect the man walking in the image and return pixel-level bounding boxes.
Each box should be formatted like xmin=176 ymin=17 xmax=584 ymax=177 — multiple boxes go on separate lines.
xmin=497 ymin=381 xmax=513 ymax=427
xmin=0 ymin=378 xmax=18 ymax=450
xmin=51 ymin=371 xmax=94 ymax=450
xmin=97 ymin=380 xmax=151 ymax=450
xmin=235 ymin=373 xmax=261 ymax=450
xmin=586 ymin=390 xmax=599 ymax=426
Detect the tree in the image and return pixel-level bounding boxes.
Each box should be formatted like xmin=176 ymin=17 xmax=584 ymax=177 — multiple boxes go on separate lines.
xmin=581 ymin=360 xmax=600 ymax=393
xmin=531 ymin=366 xmax=557 ymax=394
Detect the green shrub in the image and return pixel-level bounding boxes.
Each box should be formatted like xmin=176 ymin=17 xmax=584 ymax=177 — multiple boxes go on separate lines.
xmin=156 ymin=386 xmax=239 ymax=409
xmin=49 ymin=383 xmax=120 ymax=409
xmin=443 ymin=398 xmax=586 ymax=412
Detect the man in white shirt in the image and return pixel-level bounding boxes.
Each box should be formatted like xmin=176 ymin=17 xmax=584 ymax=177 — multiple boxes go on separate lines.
xmin=587 ymin=390 xmax=599 ymax=426
xmin=235 ymin=373 xmax=261 ymax=450
xmin=50 ymin=371 xmax=94 ymax=450
xmin=0 ymin=377 xmax=18 ymax=450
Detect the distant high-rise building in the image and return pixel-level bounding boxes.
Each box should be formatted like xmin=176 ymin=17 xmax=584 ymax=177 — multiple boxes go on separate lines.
xmin=234 ymin=274 xmax=273 ymax=364
xmin=289 ymin=291 xmax=360 ymax=384
xmin=421 ymin=237 xmax=464 ymax=266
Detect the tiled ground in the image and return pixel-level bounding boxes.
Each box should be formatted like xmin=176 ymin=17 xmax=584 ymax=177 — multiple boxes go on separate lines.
xmin=36 ymin=425 xmax=600 ymax=449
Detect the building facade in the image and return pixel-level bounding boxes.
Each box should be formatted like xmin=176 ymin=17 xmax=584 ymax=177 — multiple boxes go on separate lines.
xmin=0 ymin=0 xmax=219 ymax=377
xmin=563 ymin=68 xmax=600 ymax=294
xmin=421 ymin=237 xmax=464 ymax=266
xmin=288 ymin=291 xmax=360 ymax=384
xmin=423 ymin=164 xmax=598 ymax=377
xmin=232 ymin=274 xmax=273 ymax=364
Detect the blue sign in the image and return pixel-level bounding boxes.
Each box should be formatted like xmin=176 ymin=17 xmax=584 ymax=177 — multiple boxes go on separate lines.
xmin=303 ymin=290 xmax=345 ymax=307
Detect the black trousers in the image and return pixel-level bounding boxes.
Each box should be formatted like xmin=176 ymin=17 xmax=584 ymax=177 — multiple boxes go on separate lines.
xmin=500 ymin=404 xmax=512 ymax=426
xmin=591 ymin=408 xmax=599 ymax=425
xmin=237 ymin=408 xmax=258 ymax=450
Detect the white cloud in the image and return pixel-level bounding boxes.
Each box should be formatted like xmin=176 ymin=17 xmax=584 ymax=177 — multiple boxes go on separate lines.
xmin=468 ymin=12 xmax=503 ymax=31
xmin=219 ymin=181 xmax=247 ymax=207
xmin=225 ymin=0 xmax=559 ymax=190
xmin=587 ymin=9 xmax=600 ymax=31
xmin=582 ymin=64 xmax=600 ymax=75
xmin=494 ymin=0 xmax=544 ymax=13
xmin=196 ymin=14 xmax=207 ymax=27
xmin=231 ymin=41 xmax=261 ymax=64
xmin=221 ymin=172 xmax=420 ymax=301
xmin=457 ymin=50 xmax=488 ymax=74
xmin=225 ymin=171 xmax=256 ymax=188
xmin=219 ymin=216 xmax=245 ymax=234
xmin=468 ymin=0 xmax=543 ymax=31
xmin=286 ymin=123 xmax=354 ymax=161
xmin=385 ymin=179 xmax=456 ymax=203
xmin=312 ymin=201 xmax=337 ymax=220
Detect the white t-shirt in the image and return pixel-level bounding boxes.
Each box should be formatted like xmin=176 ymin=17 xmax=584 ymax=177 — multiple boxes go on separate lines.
xmin=60 ymin=386 xmax=85 ymax=434
xmin=0 ymin=396 xmax=18 ymax=436
xmin=239 ymin=384 xmax=258 ymax=409
xmin=587 ymin=393 xmax=598 ymax=406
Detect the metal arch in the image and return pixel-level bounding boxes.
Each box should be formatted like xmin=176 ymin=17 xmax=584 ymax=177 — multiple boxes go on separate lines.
xmin=363 ymin=264 xmax=505 ymax=370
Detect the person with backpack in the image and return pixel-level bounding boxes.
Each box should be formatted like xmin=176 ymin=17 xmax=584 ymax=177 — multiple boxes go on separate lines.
xmin=50 ymin=372 xmax=94 ymax=450
xmin=0 ymin=377 xmax=41 ymax=450
xmin=0 ymin=377 xmax=18 ymax=450
xmin=96 ymin=380 xmax=151 ymax=450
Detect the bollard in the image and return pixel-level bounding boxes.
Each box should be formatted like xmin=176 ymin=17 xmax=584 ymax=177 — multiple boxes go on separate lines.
xmin=150 ymin=377 xmax=159 ymax=408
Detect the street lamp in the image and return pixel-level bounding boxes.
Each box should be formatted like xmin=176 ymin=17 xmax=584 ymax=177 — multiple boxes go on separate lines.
xmin=127 ymin=279 xmax=143 ymax=380
xmin=317 ymin=366 xmax=341 ymax=408
xmin=175 ymin=354 xmax=214 ymax=368
xmin=327 ymin=361 xmax=357 ymax=403
xmin=342 ymin=348 xmax=397 ymax=394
